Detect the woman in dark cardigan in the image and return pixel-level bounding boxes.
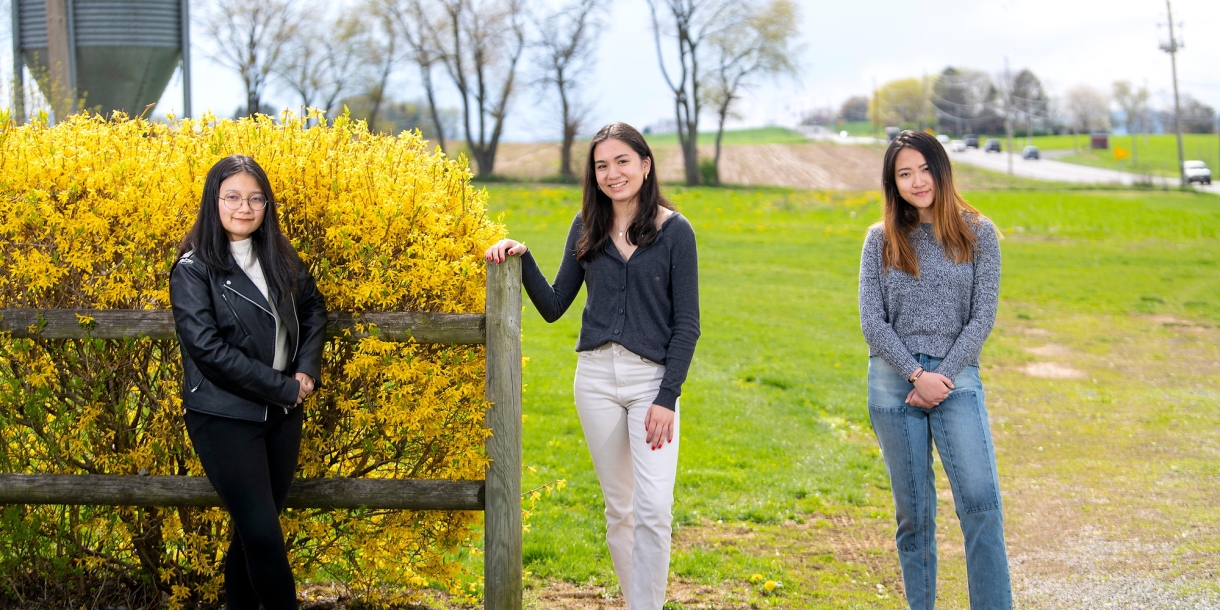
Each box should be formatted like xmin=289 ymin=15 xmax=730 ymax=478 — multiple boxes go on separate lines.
xmin=485 ymin=123 xmax=699 ymax=610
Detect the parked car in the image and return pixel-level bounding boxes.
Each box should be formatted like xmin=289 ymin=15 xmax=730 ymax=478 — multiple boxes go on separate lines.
xmin=963 ymin=134 xmax=979 ymax=149
xmin=936 ymin=134 xmax=950 ymax=146
xmin=1184 ymin=160 xmax=1212 ymax=185
xmin=949 ymin=139 xmax=967 ymax=152
xmin=984 ymin=139 xmax=1002 ymax=153
xmin=1022 ymin=145 xmax=1040 ymax=160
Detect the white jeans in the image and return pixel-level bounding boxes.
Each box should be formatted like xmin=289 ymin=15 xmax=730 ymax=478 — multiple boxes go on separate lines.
xmin=574 ymin=342 xmax=679 ymax=610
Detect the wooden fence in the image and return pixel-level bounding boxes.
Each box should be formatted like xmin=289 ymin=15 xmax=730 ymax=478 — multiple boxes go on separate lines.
xmin=0 ymin=257 xmax=523 ymax=610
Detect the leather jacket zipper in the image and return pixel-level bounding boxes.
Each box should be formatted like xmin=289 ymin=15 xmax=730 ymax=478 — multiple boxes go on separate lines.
xmin=291 ymin=295 xmax=300 ymax=363
xmin=221 ymin=292 xmax=252 ymax=337
xmin=223 ymin=284 xmax=274 ymax=318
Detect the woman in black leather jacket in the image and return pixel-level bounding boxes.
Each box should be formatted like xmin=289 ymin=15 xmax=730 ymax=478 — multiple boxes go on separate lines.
xmin=169 ymin=155 xmax=326 ymax=609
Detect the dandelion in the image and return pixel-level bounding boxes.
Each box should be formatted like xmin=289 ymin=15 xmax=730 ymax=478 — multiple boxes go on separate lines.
xmin=764 ymin=580 xmax=778 ymax=592
xmin=750 ymin=573 xmax=764 ymax=583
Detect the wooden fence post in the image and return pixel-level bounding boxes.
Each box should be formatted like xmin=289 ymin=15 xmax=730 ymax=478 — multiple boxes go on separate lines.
xmin=484 ymin=257 xmax=522 ymax=610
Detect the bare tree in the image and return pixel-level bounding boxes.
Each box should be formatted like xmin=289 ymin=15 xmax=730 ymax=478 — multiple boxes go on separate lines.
xmin=380 ymin=0 xmax=451 ymax=153
xmin=200 ymin=0 xmax=313 ymax=117
xmin=839 ymin=96 xmax=869 ymax=123
xmin=433 ymin=0 xmax=527 ymax=177
xmin=358 ymin=5 xmax=402 ymax=132
xmin=1065 ymin=84 xmax=1110 ymax=152
xmin=275 ymin=14 xmax=370 ymax=122
xmin=1113 ymin=80 xmax=1149 ymax=164
xmin=1011 ymin=69 xmax=1047 ymax=142
xmin=648 ymin=0 xmax=736 ymax=185
xmin=931 ymin=67 xmax=995 ymax=136
xmin=702 ymin=0 xmax=798 ymax=184
xmin=535 ymin=0 xmax=602 ymax=179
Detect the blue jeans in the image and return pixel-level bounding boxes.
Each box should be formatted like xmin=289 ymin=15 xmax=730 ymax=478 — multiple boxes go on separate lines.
xmin=867 ymin=355 xmax=1012 ymax=610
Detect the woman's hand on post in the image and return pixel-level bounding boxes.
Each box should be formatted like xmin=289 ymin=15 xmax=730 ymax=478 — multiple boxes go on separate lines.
xmin=644 ymin=404 xmax=675 ymax=450
xmin=484 ymin=239 xmax=527 ymax=263
xmin=912 ymin=371 xmax=954 ymax=407
xmin=294 ymin=372 xmax=315 ymax=406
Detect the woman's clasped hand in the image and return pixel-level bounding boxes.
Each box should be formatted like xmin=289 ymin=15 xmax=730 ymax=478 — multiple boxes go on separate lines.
xmin=905 ymin=369 xmax=954 ymax=409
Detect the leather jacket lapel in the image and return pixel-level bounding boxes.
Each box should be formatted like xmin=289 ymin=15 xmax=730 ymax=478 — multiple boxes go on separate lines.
xmin=222 ymin=252 xmax=274 ymax=318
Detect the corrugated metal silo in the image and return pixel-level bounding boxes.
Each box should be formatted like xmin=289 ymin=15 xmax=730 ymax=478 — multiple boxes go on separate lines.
xmin=11 ymin=0 xmax=191 ymax=121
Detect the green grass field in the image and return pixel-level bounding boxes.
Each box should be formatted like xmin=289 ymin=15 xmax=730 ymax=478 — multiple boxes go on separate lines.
xmin=472 ymin=182 xmax=1220 ymax=608
xmin=642 ymin=126 xmax=810 ymax=147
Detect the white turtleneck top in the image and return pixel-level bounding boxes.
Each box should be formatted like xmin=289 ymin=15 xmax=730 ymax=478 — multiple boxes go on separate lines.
xmin=230 ymin=239 xmax=290 ymax=371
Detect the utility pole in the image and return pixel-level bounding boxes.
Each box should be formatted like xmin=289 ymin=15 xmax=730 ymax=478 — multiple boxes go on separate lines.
xmin=1003 ymin=57 xmax=1014 ymax=175
xmin=1160 ymin=0 xmax=1187 ymax=187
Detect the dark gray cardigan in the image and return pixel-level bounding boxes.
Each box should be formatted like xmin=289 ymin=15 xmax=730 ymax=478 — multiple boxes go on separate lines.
xmin=519 ymin=211 xmax=700 ymax=410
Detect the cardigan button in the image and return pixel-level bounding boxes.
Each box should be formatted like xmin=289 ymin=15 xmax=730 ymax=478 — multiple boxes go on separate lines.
xmin=613 ymin=329 xmax=620 ymax=335
xmin=618 ymin=308 xmax=624 ymax=314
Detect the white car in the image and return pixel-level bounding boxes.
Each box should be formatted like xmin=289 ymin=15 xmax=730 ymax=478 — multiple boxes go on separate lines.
xmin=937 ymin=134 xmax=950 ymax=146
xmin=1184 ymin=160 xmax=1212 ymax=185
xmin=949 ymin=139 xmax=966 ymax=152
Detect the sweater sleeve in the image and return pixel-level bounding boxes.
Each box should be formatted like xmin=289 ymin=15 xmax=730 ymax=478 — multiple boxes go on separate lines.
xmin=653 ymin=218 xmax=700 ymax=410
xmin=859 ymin=227 xmax=922 ymax=380
xmin=519 ymin=213 xmax=586 ymax=323
xmin=932 ymin=218 xmax=1001 ymax=380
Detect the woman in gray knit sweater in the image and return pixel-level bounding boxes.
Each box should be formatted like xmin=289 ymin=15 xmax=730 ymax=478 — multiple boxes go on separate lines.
xmin=859 ymin=130 xmax=1011 ymax=609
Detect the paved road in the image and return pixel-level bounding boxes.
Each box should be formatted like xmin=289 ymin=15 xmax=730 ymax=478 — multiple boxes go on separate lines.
xmin=947 ymin=148 xmax=1220 ymax=195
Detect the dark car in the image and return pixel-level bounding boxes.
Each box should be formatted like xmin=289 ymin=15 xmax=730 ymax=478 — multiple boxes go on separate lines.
xmin=963 ymin=134 xmax=979 ymax=149
xmin=1023 ymin=145 xmax=1040 ymax=160
xmin=984 ymin=139 xmax=1002 ymax=153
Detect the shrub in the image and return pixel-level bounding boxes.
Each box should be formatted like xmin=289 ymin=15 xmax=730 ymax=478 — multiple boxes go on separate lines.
xmin=0 ymin=110 xmax=503 ymax=608
xmin=698 ymin=156 xmax=719 ymax=186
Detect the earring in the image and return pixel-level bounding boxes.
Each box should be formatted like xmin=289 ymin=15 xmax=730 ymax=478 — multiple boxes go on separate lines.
xmin=644 ymin=172 xmax=649 ymax=181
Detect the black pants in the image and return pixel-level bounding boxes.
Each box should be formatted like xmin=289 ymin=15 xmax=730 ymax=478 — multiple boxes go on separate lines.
xmin=186 ymin=407 xmax=303 ymax=610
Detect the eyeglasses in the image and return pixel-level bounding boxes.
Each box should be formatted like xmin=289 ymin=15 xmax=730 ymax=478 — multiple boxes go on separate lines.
xmin=220 ymin=194 xmax=269 ymax=211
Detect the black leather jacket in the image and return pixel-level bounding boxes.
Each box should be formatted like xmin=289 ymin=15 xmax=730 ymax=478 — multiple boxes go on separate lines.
xmin=169 ymin=249 xmax=327 ymax=422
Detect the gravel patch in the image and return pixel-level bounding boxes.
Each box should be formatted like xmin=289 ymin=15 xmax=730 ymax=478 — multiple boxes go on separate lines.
xmin=1012 ymin=527 xmax=1220 ymax=609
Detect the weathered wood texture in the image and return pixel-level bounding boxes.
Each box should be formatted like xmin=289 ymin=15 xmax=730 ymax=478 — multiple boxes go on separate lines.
xmin=483 ymin=258 xmax=523 ymax=610
xmin=0 ymin=309 xmax=486 ymax=344
xmin=0 ymin=475 xmax=485 ymax=510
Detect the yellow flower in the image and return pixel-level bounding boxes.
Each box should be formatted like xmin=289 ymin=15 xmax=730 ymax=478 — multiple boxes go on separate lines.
xmin=764 ymin=580 xmax=778 ymax=592
xmin=0 ymin=110 xmax=505 ymax=606
xmin=750 ymin=573 xmax=764 ymax=583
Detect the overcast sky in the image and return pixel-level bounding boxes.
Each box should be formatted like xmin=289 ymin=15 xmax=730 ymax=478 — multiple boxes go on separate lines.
xmin=7 ymin=0 xmax=1220 ymax=140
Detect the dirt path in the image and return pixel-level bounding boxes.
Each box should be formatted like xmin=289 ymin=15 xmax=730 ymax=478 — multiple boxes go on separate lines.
xmin=492 ymin=142 xmax=887 ymax=191
xmin=491 ymin=141 xmax=1036 ymax=192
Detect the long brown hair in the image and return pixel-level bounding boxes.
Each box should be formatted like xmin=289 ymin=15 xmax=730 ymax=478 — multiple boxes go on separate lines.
xmin=879 ymin=130 xmax=982 ymax=277
xmin=576 ymin=123 xmax=675 ymax=262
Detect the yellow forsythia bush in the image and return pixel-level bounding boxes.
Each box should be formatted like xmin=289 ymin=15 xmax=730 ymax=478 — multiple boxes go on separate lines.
xmin=0 ymin=110 xmax=503 ymax=607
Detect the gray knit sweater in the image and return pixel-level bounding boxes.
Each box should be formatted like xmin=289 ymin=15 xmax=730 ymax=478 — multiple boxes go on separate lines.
xmin=858 ymin=216 xmax=1001 ymax=381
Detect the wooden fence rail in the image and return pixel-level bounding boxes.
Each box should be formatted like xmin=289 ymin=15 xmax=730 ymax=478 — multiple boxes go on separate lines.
xmin=0 ymin=258 xmax=523 ymax=610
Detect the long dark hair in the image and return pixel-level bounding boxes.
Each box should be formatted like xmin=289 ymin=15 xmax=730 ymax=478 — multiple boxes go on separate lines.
xmin=178 ymin=155 xmax=298 ymax=299
xmin=879 ymin=130 xmax=981 ymax=277
xmin=576 ymin=122 xmax=675 ymax=262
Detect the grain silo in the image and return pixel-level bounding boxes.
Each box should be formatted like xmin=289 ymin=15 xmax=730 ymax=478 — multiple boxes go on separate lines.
xmin=10 ymin=0 xmax=192 ymax=122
